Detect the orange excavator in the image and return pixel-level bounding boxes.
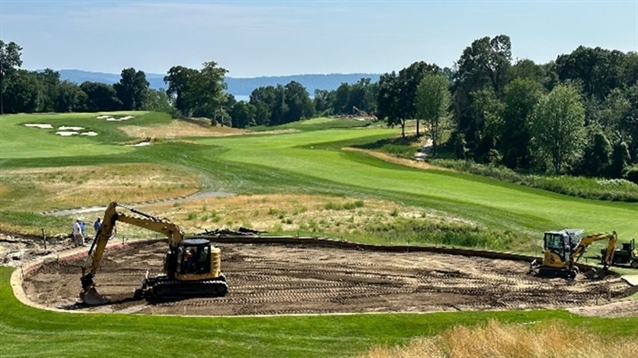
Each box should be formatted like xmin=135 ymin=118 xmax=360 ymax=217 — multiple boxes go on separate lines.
xmin=80 ymin=202 xmax=227 ymax=305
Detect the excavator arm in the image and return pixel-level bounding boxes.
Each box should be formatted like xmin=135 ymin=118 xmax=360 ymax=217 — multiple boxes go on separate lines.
xmin=80 ymin=202 xmax=185 ymax=304
xmin=570 ymin=231 xmax=617 ymax=270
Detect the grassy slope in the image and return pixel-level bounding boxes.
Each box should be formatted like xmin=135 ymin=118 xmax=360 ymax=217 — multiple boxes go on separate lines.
xmin=0 ymin=111 xmax=168 ymax=159
xmin=1 ymin=267 xmax=638 ymax=358
xmin=1 ymin=114 xmax=637 ymax=240
xmin=200 ymin=131 xmax=638 ymax=239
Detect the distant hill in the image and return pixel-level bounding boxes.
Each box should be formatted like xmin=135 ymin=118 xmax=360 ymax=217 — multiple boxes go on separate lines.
xmin=55 ymin=69 xmax=380 ymax=97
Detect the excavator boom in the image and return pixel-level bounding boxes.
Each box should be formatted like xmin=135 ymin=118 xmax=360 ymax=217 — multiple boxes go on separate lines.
xmin=80 ymin=202 xmax=187 ymax=305
xmin=570 ymin=231 xmax=617 ymax=268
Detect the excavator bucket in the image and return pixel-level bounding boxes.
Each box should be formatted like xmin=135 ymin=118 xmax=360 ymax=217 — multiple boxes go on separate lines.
xmin=80 ymin=287 xmax=108 ymax=306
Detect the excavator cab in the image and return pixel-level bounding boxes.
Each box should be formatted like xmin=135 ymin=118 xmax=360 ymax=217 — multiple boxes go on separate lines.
xmin=542 ymin=229 xmax=583 ymax=266
xmin=174 ymin=239 xmax=222 ymax=277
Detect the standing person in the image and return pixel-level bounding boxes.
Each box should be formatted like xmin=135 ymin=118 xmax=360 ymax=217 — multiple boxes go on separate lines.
xmin=72 ymin=218 xmax=85 ymax=247
xmin=79 ymin=219 xmax=86 ymax=236
xmin=93 ymin=217 xmax=102 ymax=234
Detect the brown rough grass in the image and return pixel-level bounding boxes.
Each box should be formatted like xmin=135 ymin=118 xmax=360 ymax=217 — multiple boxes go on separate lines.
xmin=119 ymin=119 xmax=299 ymax=139
xmin=119 ymin=120 xmax=247 ymax=138
xmin=114 ymin=194 xmax=468 ymax=239
xmin=0 ymin=164 xmax=200 ymax=211
xmin=360 ymin=320 xmax=638 ymax=358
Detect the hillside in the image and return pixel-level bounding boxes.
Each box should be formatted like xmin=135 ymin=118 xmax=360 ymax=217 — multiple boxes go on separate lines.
xmin=54 ymin=69 xmax=380 ymax=97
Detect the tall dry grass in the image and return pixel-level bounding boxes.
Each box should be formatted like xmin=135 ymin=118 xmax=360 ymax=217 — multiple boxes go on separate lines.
xmin=360 ymin=320 xmax=638 ymax=358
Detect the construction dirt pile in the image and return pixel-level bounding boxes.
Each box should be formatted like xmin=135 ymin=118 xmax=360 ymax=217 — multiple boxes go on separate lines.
xmin=21 ymin=241 xmax=638 ymax=316
xmin=1 ymin=233 xmax=75 ymax=267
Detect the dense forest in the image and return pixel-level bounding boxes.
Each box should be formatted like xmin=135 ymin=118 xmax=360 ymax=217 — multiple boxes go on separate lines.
xmin=1 ymin=35 xmax=637 ymax=181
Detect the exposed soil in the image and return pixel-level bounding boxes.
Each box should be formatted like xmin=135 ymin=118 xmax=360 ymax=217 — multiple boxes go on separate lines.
xmin=343 ymin=147 xmax=454 ymax=172
xmin=21 ymin=241 xmax=637 ymax=316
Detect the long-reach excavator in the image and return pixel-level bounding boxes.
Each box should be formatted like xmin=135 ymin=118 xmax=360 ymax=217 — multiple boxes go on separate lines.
xmin=80 ymin=202 xmax=228 ymax=305
xmin=529 ymin=229 xmax=617 ymax=279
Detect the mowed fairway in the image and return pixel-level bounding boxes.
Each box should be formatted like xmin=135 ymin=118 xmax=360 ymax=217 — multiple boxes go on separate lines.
xmin=1 ymin=112 xmax=638 ymax=357
xmin=201 ymin=130 xmax=638 ymax=239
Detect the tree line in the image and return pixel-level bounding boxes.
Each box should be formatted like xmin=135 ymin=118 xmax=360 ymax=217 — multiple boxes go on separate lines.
xmin=0 ymin=40 xmax=377 ymax=127
xmin=376 ymin=35 xmax=638 ymax=181
xmin=1 ymin=36 xmax=637 ymax=180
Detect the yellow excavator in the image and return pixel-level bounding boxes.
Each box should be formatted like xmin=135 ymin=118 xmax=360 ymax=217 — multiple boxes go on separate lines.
xmin=80 ymin=202 xmax=228 ymax=305
xmin=529 ymin=229 xmax=617 ymax=279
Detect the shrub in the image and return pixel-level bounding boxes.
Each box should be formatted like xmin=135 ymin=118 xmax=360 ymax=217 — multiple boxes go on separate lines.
xmin=623 ymin=165 xmax=638 ymax=185
xmin=429 ymin=159 xmax=638 ymax=202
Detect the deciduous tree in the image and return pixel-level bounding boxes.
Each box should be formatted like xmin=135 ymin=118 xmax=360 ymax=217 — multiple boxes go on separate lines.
xmin=80 ymin=82 xmax=121 ymax=112
xmin=0 ymin=40 xmax=23 ymax=114
xmin=530 ymin=84 xmax=586 ymax=174
xmin=500 ymin=78 xmax=544 ymax=169
xmin=114 ymin=68 xmax=149 ymax=110
xmin=55 ymin=81 xmax=87 ymax=112
xmin=415 ymin=73 xmax=451 ymax=155
xmin=377 ymin=72 xmax=404 ymax=136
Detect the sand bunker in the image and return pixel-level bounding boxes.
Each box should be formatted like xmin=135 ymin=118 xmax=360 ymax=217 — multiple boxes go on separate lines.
xmin=98 ymin=115 xmax=135 ymax=122
xmin=24 ymin=123 xmax=53 ymax=129
xmin=55 ymin=131 xmax=79 ymax=136
xmin=23 ymin=123 xmax=98 ymax=137
xmin=58 ymin=126 xmax=84 ymax=131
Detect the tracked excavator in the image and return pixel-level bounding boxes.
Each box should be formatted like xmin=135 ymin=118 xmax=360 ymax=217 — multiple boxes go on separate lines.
xmin=80 ymin=202 xmax=228 ymax=305
xmin=601 ymin=238 xmax=638 ymax=269
xmin=529 ymin=229 xmax=617 ymax=279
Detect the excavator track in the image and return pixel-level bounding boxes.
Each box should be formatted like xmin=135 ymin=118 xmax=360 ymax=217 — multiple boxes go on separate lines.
xmin=138 ymin=276 xmax=228 ymax=300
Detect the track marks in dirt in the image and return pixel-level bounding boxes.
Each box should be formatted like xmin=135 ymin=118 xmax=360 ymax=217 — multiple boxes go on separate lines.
xmin=22 ymin=242 xmax=634 ymax=316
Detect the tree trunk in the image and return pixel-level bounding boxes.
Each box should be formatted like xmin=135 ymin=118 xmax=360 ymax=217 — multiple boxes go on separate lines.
xmin=416 ymin=118 xmax=420 ymax=137
xmin=401 ymin=119 xmax=405 ymax=138
xmin=432 ymin=121 xmax=438 ymax=156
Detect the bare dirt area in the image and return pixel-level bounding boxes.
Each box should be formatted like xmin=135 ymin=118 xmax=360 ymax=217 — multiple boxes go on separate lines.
xmin=119 ymin=120 xmax=248 ymax=138
xmin=1 ymin=233 xmax=74 ymax=267
xmin=118 ymin=119 xmax=299 ymax=140
xmin=343 ymin=147 xmax=453 ymax=172
xmin=21 ymin=241 xmax=636 ymax=316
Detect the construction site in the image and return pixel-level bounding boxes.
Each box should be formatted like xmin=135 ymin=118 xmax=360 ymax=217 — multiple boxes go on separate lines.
xmin=9 ymin=233 xmax=636 ymax=317
xmin=0 ymin=185 xmax=633 ymax=321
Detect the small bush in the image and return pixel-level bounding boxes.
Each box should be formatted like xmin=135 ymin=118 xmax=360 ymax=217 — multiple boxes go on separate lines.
xmin=324 ymin=202 xmax=342 ymax=210
xmin=623 ymin=165 xmax=638 ymax=184
xmin=364 ymin=218 xmax=519 ymax=251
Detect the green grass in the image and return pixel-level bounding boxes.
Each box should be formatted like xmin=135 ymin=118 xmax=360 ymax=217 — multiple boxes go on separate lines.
xmin=430 ymin=159 xmax=638 ymax=202
xmin=249 ymin=116 xmax=374 ymax=132
xmin=192 ymin=131 xmax=637 ymax=241
xmin=1 ymin=267 xmax=637 ymax=358
xmin=1 ymin=113 xmax=637 ymax=246
xmin=0 ymin=111 xmax=170 ymax=159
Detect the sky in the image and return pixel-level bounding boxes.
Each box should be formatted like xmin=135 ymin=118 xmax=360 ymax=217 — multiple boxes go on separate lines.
xmin=1 ymin=0 xmax=637 ymax=78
